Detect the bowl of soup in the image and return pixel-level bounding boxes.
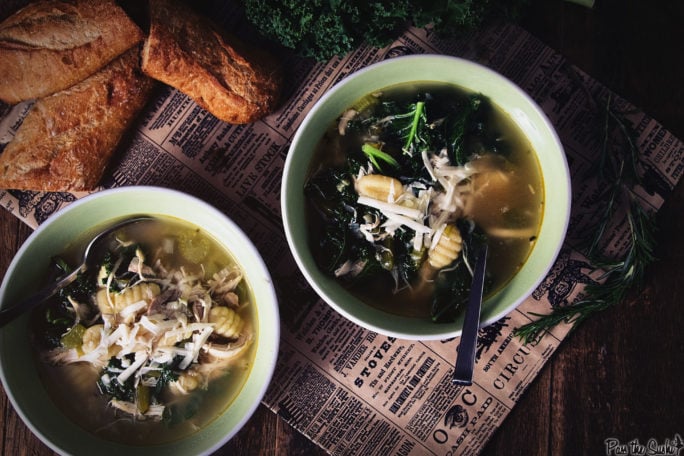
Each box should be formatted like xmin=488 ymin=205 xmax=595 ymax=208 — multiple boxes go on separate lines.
xmin=281 ymin=55 xmax=571 ymax=340
xmin=0 ymin=186 xmax=280 ymax=455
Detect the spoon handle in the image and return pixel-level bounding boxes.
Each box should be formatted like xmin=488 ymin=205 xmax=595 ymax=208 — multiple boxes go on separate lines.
xmin=0 ymin=268 xmax=81 ymax=328
xmin=452 ymin=244 xmax=488 ymax=386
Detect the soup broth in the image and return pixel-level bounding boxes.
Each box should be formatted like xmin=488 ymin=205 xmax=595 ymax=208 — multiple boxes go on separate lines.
xmin=305 ymin=82 xmax=544 ymax=320
xmin=31 ymin=215 xmax=257 ymax=445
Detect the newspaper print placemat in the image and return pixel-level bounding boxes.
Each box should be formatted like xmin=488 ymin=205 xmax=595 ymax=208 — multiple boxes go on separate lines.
xmin=0 ymin=3 xmax=681 ymax=455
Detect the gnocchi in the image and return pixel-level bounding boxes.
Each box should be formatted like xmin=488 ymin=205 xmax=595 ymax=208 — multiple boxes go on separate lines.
xmin=81 ymin=324 xmax=104 ymax=354
xmin=355 ymin=174 xmax=404 ymax=202
xmin=37 ymin=215 xmax=256 ymax=439
xmin=428 ymin=224 xmax=463 ymax=269
xmin=96 ymin=282 xmax=161 ymax=315
xmin=171 ymin=371 xmax=202 ymax=394
xmin=209 ymin=306 xmax=243 ymax=339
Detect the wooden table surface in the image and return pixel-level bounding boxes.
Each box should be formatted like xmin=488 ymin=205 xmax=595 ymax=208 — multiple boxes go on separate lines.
xmin=1 ymin=0 xmax=683 ymax=454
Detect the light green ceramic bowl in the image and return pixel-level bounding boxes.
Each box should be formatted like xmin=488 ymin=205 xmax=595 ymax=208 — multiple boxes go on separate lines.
xmin=281 ymin=55 xmax=571 ymax=340
xmin=0 ymin=186 xmax=279 ymax=455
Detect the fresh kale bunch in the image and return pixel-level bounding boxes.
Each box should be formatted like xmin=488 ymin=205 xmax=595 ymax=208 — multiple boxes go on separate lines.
xmin=243 ymin=0 xmax=529 ymax=61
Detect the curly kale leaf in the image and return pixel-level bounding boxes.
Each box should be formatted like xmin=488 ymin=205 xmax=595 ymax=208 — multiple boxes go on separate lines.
xmin=32 ymin=257 xmax=97 ymax=349
xmin=411 ymin=0 xmax=488 ymax=33
xmin=51 ymin=257 xmax=96 ymax=305
xmin=305 ymin=167 xmax=357 ymax=224
xmin=305 ymin=163 xmax=408 ymax=282
xmin=98 ymin=356 xmax=179 ymax=405
xmin=393 ymin=226 xmax=423 ymax=285
xmin=347 ymin=91 xmax=497 ymax=177
xmin=243 ymin=0 xmax=529 ymax=61
xmin=98 ymin=357 xmax=138 ymax=402
xmin=244 ymin=0 xmax=411 ymax=61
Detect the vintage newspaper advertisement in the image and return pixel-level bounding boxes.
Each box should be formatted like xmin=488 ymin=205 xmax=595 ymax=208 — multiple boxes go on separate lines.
xmin=0 ymin=2 xmax=681 ymax=455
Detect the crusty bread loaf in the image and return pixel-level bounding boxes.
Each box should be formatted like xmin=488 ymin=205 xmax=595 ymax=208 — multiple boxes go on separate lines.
xmin=0 ymin=47 xmax=155 ymax=192
xmin=0 ymin=0 xmax=144 ymax=104
xmin=141 ymin=0 xmax=282 ymax=124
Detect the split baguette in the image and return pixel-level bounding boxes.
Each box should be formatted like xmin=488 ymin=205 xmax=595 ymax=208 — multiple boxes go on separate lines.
xmin=141 ymin=0 xmax=282 ymax=124
xmin=0 ymin=47 xmax=155 ymax=192
xmin=0 ymin=0 xmax=144 ymax=104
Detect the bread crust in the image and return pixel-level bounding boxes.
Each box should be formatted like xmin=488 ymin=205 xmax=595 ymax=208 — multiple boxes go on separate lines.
xmin=0 ymin=0 xmax=144 ymax=104
xmin=0 ymin=47 xmax=155 ymax=192
xmin=141 ymin=0 xmax=282 ymax=124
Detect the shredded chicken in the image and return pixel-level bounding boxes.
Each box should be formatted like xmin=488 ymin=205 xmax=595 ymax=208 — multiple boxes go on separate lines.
xmin=45 ymin=236 xmax=253 ymax=421
xmin=345 ymin=148 xmax=529 ymax=279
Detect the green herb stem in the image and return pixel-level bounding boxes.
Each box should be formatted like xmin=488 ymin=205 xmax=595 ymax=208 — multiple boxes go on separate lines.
xmin=403 ymin=101 xmax=425 ymax=152
xmin=361 ymin=143 xmax=399 ymax=171
xmin=514 ymin=94 xmax=657 ymax=344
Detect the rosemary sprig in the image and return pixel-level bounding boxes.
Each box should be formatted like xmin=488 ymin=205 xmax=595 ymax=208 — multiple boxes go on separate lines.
xmin=514 ymin=94 xmax=658 ymax=345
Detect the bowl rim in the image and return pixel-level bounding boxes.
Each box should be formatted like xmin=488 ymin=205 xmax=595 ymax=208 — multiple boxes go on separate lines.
xmin=0 ymin=185 xmax=280 ymax=455
xmin=281 ymin=54 xmax=571 ymax=340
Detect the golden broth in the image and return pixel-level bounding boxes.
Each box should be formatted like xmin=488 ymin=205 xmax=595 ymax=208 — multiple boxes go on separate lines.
xmin=306 ymin=82 xmax=544 ymax=318
xmin=31 ymin=216 xmax=257 ymax=445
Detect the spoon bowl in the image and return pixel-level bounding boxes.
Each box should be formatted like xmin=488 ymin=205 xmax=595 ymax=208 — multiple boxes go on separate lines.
xmin=0 ymin=215 xmax=154 ymax=328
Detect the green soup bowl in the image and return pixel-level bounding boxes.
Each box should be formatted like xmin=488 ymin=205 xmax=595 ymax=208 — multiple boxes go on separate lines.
xmin=281 ymin=54 xmax=571 ymax=340
xmin=0 ymin=186 xmax=279 ymax=455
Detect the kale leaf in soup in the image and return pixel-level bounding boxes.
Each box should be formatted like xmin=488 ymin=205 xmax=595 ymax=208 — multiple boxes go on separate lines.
xmin=305 ymin=82 xmax=544 ymax=322
xmin=30 ymin=216 xmax=256 ymax=445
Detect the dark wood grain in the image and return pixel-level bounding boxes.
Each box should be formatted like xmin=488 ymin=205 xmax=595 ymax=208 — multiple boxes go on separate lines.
xmin=483 ymin=1 xmax=684 ymax=455
xmin=1 ymin=0 xmax=683 ymax=455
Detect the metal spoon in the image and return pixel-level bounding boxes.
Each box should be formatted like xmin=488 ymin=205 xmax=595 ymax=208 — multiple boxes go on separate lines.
xmin=0 ymin=215 xmax=154 ymax=328
xmin=452 ymin=244 xmax=488 ymax=386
